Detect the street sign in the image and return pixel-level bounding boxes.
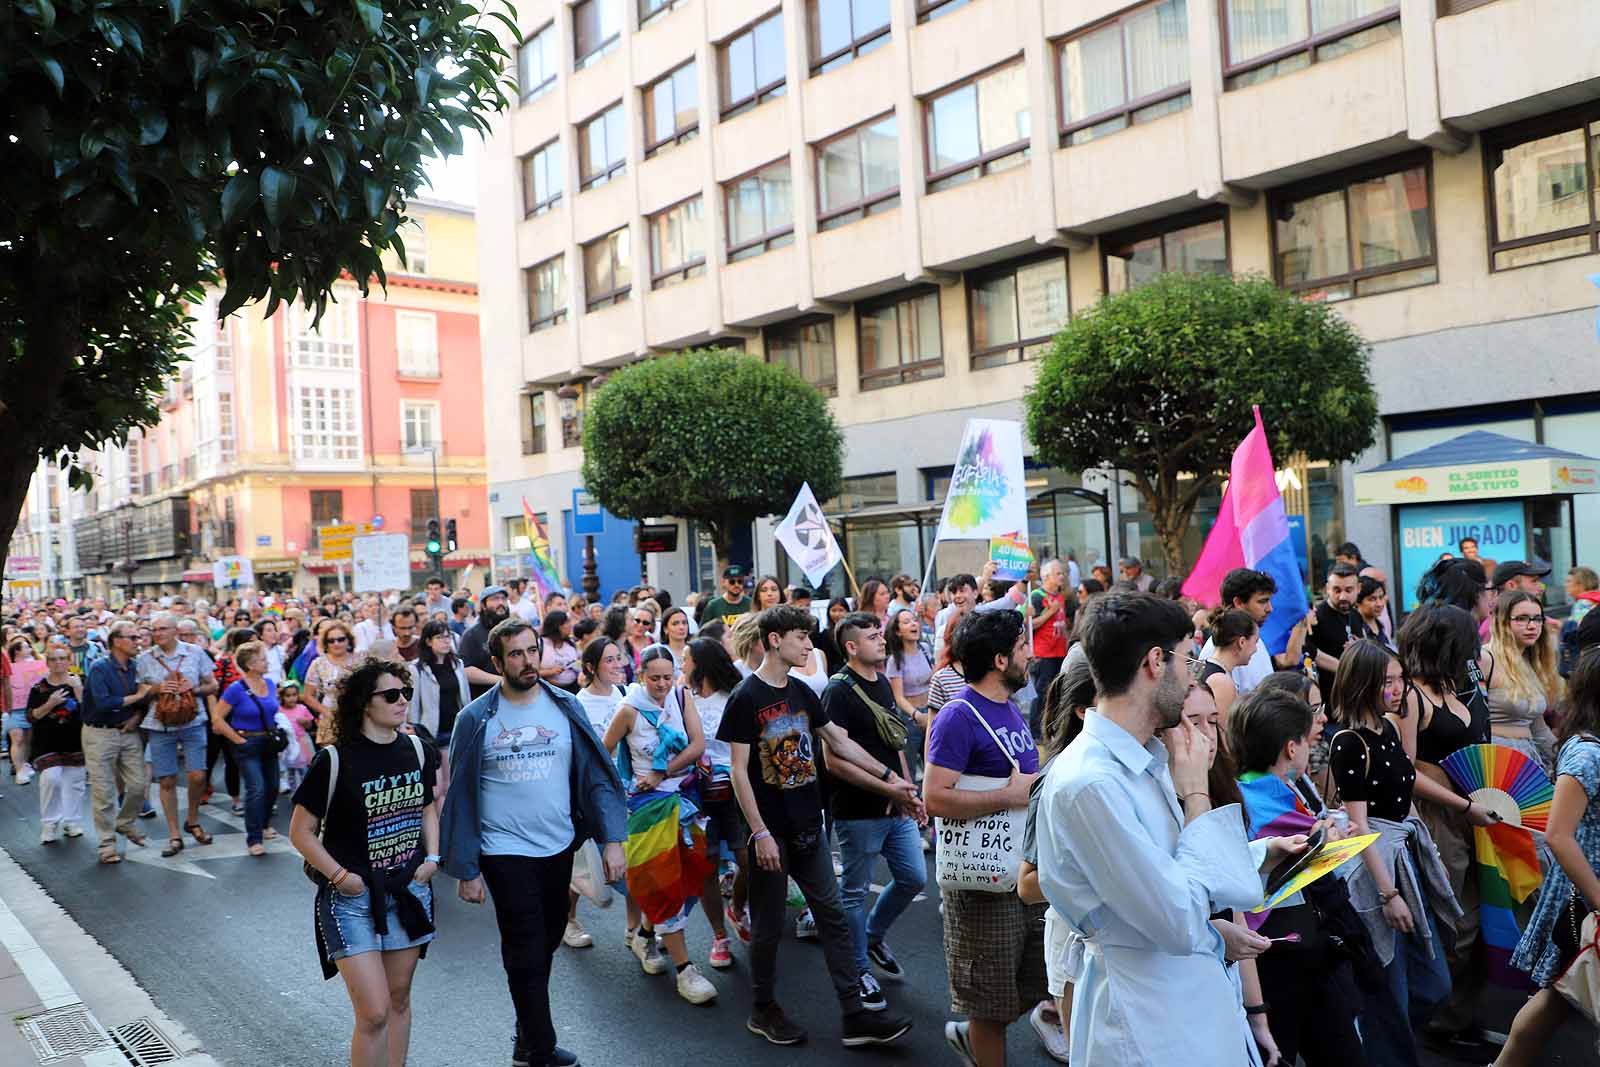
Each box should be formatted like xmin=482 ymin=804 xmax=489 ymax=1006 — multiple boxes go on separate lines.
xmin=572 ymin=488 xmax=605 ymax=535
xmin=352 ymin=532 xmax=411 ymax=592
xmin=317 ymin=522 xmax=375 ymax=560
xmin=255 ymin=534 xmax=272 ymax=547
xmin=4 ymin=555 xmax=40 ymax=578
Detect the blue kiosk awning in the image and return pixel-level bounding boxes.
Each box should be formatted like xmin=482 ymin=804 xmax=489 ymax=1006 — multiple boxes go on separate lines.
xmin=1355 ymin=430 xmax=1600 ymax=506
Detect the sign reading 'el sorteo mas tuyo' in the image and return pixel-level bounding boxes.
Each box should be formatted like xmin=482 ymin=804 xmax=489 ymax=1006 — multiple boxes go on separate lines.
xmin=1356 ymin=459 xmax=1600 ymax=505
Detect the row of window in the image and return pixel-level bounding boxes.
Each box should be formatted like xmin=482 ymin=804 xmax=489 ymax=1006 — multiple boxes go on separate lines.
xmin=283 ymin=301 xmax=444 ymax=378
xmin=288 ymin=389 xmax=448 ymax=463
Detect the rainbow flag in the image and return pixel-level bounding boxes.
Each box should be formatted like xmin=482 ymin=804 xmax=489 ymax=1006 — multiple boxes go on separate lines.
xmin=1237 ymin=772 xmax=1320 ymax=928
xmin=520 ymin=497 xmax=566 ymax=601
xmin=1475 ymin=820 xmax=1542 ymax=989
xmin=623 ymin=791 xmax=714 ymax=926
xmin=1182 ymin=408 xmax=1309 ymax=655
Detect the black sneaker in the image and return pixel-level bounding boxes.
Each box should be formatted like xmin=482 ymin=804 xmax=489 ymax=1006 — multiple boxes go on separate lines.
xmin=747 ymin=1001 xmax=807 ymax=1046
xmin=842 ymin=1007 xmax=911 ymax=1047
xmin=512 ymin=1030 xmax=529 ymax=1067
xmin=866 ymin=939 xmax=904 ymax=981
xmin=545 ymin=1048 xmax=579 ymax=1067
xmin=858 ymin=972 xmax=887 ymax=1012
xmin=512 ymin=1030 xmax=578 ymax=1067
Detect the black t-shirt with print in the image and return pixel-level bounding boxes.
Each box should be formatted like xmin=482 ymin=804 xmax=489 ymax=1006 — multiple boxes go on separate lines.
xmin=819 ymin=668 xmax=901 ymax=822
xmin=717 ymin=673 xmax=831 ymax=838
xmin=26 ymin=680 xmax=83 ymax=759
xmin=293 ymin=732 xmax=438 ymax=875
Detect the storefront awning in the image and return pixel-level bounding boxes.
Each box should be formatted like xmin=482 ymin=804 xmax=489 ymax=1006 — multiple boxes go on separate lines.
xmin=1355 ymin=431 xmax=1600 ymax=506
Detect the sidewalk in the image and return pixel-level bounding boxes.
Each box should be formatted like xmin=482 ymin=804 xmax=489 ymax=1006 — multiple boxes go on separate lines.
xmin=0 ymin=844 xmax=219 ymax=1067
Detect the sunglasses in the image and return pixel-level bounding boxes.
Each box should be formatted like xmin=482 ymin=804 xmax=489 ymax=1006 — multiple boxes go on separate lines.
xmin=326 ymin=635 xmax=350 ymax=644
xmin=373 ymin=686 xmax=415 ymax=705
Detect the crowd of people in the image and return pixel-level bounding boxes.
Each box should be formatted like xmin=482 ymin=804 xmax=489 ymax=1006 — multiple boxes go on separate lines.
xmin=3 ymin=546 xmax=1599 ymax=1067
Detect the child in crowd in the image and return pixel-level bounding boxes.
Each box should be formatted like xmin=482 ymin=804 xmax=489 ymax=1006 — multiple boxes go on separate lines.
xmin=278 ymin=682 xmax=313 ymax=794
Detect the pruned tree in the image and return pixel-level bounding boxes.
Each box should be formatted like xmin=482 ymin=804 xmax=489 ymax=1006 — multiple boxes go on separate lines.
xmin=0 ymin=0 xmax=513 ymax=573
xmin=581 ymin=350 xmax=844 ymax=569
xmin=1025 ymin=272 xmax=1378 ymax=574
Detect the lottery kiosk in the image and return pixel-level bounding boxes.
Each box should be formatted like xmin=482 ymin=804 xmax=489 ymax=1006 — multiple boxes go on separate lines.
xmin=1354 ymin=430 xmax=1600 ymax=612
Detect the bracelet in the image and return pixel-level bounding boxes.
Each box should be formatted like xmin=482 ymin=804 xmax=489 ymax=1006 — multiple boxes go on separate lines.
xmin=423 ymin=854 xmax=441 ymax=865
xmin=1181 ymin=791 xmax=1209 ymax=802
xmin=749 ymin=829 xmax=772 ymax=847
xmin=1379 ymin=888 xmax=1399 ymax=903
xmin=1244 ymin=1003 xmax=1270 ymax=1016
xmin=1463 ymin=798 xmax=1474 ymax=815
xmin=330 ymin=866 xmax=345 ymax=886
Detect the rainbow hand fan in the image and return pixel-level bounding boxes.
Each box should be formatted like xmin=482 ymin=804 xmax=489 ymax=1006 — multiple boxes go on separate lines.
xmin=1438 ymin=744 xmax=1553 ymax=832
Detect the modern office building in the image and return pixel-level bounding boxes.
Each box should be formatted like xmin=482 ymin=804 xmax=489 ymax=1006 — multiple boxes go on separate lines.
xmin=477 ymin=0 xmax=1600 ymax=606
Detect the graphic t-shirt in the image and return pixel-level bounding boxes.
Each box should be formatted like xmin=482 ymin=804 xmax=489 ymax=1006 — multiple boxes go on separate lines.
xmin=577 ymin=686 xmax=624 ymax=736
xmin=479 ymin=688 xmax=575 ymax=859
xmin=26 ymin=680 xmax=83 ymax=760
xmin=293 ymin=733 xmax=438 ymax=874
xmin=820 ymin=668 xmax=901 ymax=821
xmin=717 ymin=672 xmax=832 ymax=837
xmin=927 ymin=686 xmax=1038 ymax=779
xmin=701 ymin=595 xmax=756 ymax=628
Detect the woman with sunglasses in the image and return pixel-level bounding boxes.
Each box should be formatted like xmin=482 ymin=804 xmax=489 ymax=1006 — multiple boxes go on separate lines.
xmin=305 ymin=620 xmax=358 ymax=749
xmin=291 ymin=658 xmax=438 ymax=1067
xmin=624 ymin=606 xmax=657 ymax=675
xmin=1485 ymin=591 xmax=1563 ymax=775
xmin=213 ymin=640 xmax=282 ymax=857
xmin=26 ymin=643 xmax=86 ymax=843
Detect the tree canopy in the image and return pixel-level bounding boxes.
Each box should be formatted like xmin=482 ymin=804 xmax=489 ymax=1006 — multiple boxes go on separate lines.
xmin=0 ymin=0 xmax=512 ymax=570
xmin=1025 ymin=272 xmax=1378 ymax=573
xmin=581 ymin=350 xmax=845 ymax=566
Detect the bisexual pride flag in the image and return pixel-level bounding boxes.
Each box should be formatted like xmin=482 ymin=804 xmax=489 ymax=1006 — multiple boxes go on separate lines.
xmin=1183 ymin=408 xmax=1309 ymax=656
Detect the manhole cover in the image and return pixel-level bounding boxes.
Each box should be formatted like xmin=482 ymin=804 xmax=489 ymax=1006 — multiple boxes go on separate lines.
xmin=109 ymin=1017 xmax=183 ymax=1065
xmin=16 ymin=1004 xmax=114 ymax=1062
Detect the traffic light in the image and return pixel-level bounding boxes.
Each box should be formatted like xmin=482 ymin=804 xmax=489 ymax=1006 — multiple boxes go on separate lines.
xmin=445 ymin=518 xmax=458 ymax=553
xmin=425 ymin=518 xmax=442 ymax=556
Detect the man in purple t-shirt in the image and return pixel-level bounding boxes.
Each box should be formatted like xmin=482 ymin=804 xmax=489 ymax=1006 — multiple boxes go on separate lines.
xmin=924 ymin=609 xmax=1045 ymax=1066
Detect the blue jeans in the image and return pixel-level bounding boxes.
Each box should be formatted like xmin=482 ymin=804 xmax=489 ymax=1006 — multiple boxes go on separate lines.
xmin=835 ymin=814 xmax=927 ymax=974
xmin=1360 ymin=905 xmax=1453 ymax=1066
xmin=233 ymin=736 xmax=280 ymax=845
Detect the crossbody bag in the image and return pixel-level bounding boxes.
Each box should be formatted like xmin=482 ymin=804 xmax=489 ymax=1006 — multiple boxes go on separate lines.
xmin=933 ymin=698 xmax=1025 ymax=894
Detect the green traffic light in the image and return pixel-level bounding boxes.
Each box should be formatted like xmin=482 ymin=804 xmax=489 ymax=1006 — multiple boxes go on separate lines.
xmin=426 ymin=539 xmax=442 ymax=554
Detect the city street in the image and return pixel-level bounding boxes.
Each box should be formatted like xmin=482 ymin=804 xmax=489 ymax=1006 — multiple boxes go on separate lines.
xmin=0 ymin=777 xmax=1591 ymax=1067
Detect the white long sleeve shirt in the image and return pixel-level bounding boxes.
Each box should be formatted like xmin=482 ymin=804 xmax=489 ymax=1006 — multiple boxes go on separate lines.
xmin=1036 ymin=711 xmax=1265 ymax=1067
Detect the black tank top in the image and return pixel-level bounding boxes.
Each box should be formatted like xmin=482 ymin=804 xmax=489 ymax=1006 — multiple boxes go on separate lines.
xmin=1413 ymin=680 xmax=1490 ymax=765
xmin=1199 ymin=661 xmax=1229 ymax=688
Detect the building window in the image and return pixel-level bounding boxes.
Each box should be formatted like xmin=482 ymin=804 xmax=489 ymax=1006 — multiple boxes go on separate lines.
xmin=917 ymin=0 xmax=968 ymax=21
xmin=1058 ymin=0 xmax=1190 ymax=147
xmin=395 ymin=311 xmax=439 ymax=377
xmin=968 ymin=255 xmax=1068 ymax=369
xmin=1222 ymin=0 xmax=1399 ymax=89
xmin=816 ymin=115 xmax=899 ymax=231
xmin=807 ymin=0 xmax=891 ymax=75
xmin=925 ymin=61 xmax=1031 ymax=192
xmin=578 ymin=103 xmax=626 ymax=190
xmin=217 ymin=389 xmax=235 ymax=461
xmin=766 ymin=317 xmax=837 ymax=395
xmin=639 ymin=0 xmax=686 ymax=27
xmin=522 ymin=140 xmax=563 ymax=217
xmin=523 ymin=392 xmax=548 ymax=454
xmin=402 ymin=219 xmax=427 ymax=274
xmin=1272 ymin=156 xmax=1436 ymax=302
xmin=828 ymin=472 xmax=898 ymax=509
xmin=1485 ymin=110 xmax=1600 ymax=271
xmin=720 ymin=12 xmax=786 ymax=118
xmin=726 ymin=158 xmax=794 ymax=261
xmin=293 ymin=385 xmax=361 ymax=463
xmin=402 ymin=400 xmax=441 ymax=453
xmin=518 ymin=23 xmax=557 ymax=102
xmin=583 ymin=228 xmax=632 ymax=310
xmin=648 ymin=197 xmax=706 ymax=288
xmin=409 ymin=488 xmax=438 ymax=545
xmin=574 ymin=0 xmax=622 ymax=70
xmin=287 ymin=298 xmax=358 ymax=368
xmin=643 ymin=61 xmax=699 ymax=158
xmin=1439 ymin=0 xmax=1499 ymax=12
xmin=310 ymin=490 xmax=343 ymax=546
xmin=526 ymin=256 xmax=567 ymax=331
xmin=858 ymin=287 xmax=943 ymax=390
xmin=1103 ymin=209 xmax=1230 ymax=295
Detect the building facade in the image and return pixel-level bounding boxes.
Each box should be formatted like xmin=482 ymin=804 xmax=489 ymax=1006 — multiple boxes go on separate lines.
xmin=478 ymin=0 xmax=1600 ymax=604
xmin=22 ymin=200 xmax=491 ymax=601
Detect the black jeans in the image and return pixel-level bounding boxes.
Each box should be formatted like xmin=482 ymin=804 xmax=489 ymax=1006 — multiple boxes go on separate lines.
xmin=480 ymin=850 xmax=574 ymax=1060
xmin=748 ymin=831 xmax=862 ymax=1013
xmin=1255 ymin=948 xmax=1367 ymax=1067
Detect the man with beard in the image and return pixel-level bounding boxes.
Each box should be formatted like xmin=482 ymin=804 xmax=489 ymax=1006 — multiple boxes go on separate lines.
xmin=923 ymin=609 xmax=1043 ymax=1066
xmin=1033 ymin=593 xmax=1272 ymax=1067
xmin=1309 ymin=562 xmax=1362 ymax=694
xmin=441 ymin=619 xmax=627 ymax=1067
xmin=460 ymin=586 xmax=512 ymax=701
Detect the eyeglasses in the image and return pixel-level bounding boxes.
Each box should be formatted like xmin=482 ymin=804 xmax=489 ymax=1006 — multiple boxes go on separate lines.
xmin=1510 ymin=614 xmax=1546 ymax=626
xmin=373 ymin=686 xmax=415 ymax=705
xmin=326 ymin=636 xmax=349 ymax=644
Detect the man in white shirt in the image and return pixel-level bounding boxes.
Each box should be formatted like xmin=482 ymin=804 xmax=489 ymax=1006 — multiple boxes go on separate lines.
xmin=507 ymin=579 xmax=541 ymax=625
xmin=1198 ymin=567 xmax=1310 ymax=696
xmin=1036 ymin=592 xmax=1273 ymax=1066
xmin=931 ymin=573 xmax=978 ymax=665
xmin=352 ymin=597 xmax=393 ymax=654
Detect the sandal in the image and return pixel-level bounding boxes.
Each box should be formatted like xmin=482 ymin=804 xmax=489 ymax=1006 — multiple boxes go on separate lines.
xmin=185 ymin=822 xmax=213 ymax=845
xmin=262 ymin=828 xmax=279 ymax=841
xmin=161 ymin=838 xmax=184 ymax=858
xmin=98 ymin=851 xmax=122 ymax=865
xmin=123 ymin=830 xmax=147 ymax=848
xmin=248 ymin=843 xmax=267 ymax=857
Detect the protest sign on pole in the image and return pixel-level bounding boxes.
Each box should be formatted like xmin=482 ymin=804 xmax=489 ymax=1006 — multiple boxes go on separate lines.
xmin=774 ymin=482 xmax=845 ymax=588
xmin=988 ymin=533 xmax=1033 ymax=581
xmin=918 ymin=419 xmax=1030 ymax=599
xmin=352 ymin=533 xmax=411 ymax=592
xmin=212 ymin=556 xmax=254 ymax=590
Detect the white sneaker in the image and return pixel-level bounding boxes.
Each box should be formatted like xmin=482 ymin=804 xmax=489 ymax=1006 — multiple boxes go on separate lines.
xmin=17 ymin=767 xmax=34 ymax=785
xmin=563 ymin=920 xmax=593 ymax=949
xmin=39 ymin=821 xmax=59 ymax=845
xmin=62 ymin=824 xmax=83 ymax=838
xmin=675 ymin=963 xmax=717 ymax=1005
xmin=632 ymin=933 xmax=668 ymax=975
xmin=795 ymin=910 xmax=818 ymax=941
xmin=1030 ymin=1002 xmax=1070 ymax=1063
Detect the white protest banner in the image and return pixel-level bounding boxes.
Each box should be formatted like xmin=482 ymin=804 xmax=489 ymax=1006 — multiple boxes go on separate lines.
xmin=212 ymin=556 xmax=254 ymax=589
xmin=352 ymin=533 xmax=412 ymax=592
xmin=774 ymin=481 xmax=843 ymax=586
xmin=933 ymin=420 xmax=1029 ymax=544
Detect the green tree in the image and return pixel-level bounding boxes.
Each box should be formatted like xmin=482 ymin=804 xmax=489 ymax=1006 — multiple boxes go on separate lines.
xmin=1025 ymin=272 xmax=1377 ymax=574
xmin=0 ymin=0 xmax=513 ymax=572
xmin=581 ymin=350 xmax=845 ymax=570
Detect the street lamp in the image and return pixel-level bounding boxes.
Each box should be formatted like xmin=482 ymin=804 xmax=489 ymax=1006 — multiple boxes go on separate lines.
xmin=556 ymin=382 xmax=581 ymax=448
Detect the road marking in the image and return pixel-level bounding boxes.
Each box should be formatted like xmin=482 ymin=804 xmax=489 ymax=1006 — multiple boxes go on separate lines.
xmin=111 ymin=788 xmax=296 ymax=879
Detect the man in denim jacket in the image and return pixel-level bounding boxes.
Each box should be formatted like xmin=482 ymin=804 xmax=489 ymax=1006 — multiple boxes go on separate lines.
xmin=442 ymin=619 xmax=625 ymax=1067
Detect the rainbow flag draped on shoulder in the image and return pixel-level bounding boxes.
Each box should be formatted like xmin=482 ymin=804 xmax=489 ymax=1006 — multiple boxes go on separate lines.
xmin=520 ymin=497 xmax=566 ymax=601
xmin=1237 ymin=771 xmax=1319 ymax=927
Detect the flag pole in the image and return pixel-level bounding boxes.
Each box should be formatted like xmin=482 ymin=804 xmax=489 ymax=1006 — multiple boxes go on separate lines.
xmin=837 ymin=555 xmax=863 ymax=602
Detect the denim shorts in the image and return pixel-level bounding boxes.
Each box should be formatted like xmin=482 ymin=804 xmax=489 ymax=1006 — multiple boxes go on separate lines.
xmin=3 ymin=712 xmax=31 ymax=733
xmin=147 ymin=721 xmax=208 ymax=778
xmin=327 ymin=882 xmax=435 ymax=960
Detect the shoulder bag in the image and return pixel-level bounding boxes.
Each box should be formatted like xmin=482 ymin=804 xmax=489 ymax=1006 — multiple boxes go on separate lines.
xmin=934 ymin=698 xmax=1025 ymax=894
xmin=153 ymin=651 xmax=199 ymax=728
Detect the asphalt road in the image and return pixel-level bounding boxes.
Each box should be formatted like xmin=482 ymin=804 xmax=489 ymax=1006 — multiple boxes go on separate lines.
xmin=0 ymin=767 xmax=1590 ymax=1067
